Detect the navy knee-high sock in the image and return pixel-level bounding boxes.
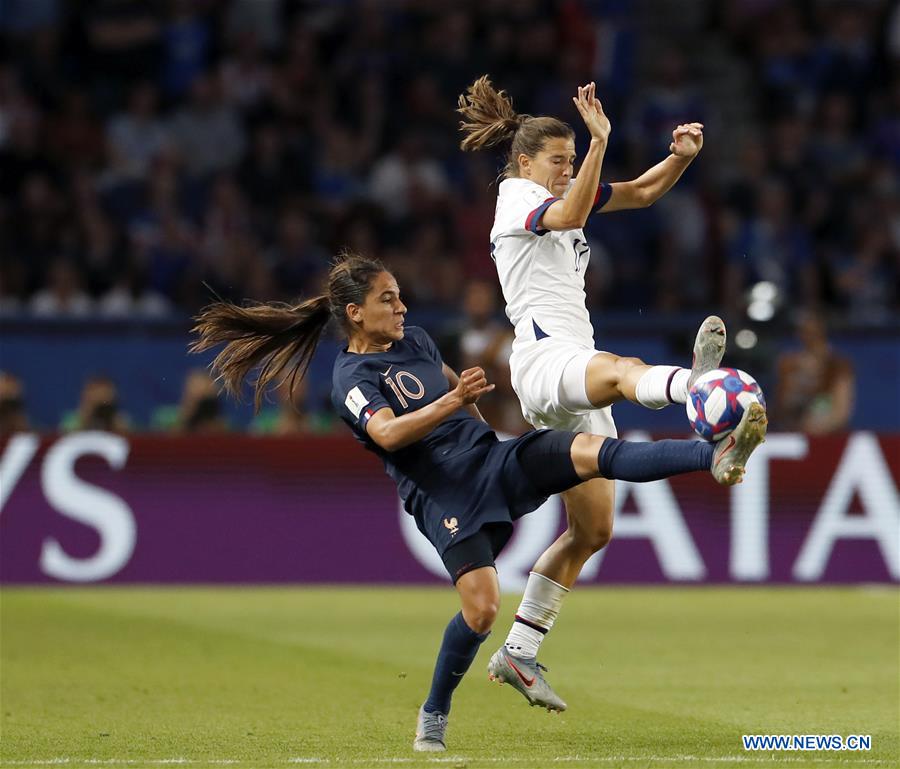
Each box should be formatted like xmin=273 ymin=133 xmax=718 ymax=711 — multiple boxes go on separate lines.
xmin=598 ymin=438 xmax=714 ymax=482
xmin=423 ymin=612 xmax=489 ymax=715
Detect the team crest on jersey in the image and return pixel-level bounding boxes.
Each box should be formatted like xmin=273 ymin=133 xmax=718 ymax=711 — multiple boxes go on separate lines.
xmin=443 ymin=517 xmax=459 ymax=537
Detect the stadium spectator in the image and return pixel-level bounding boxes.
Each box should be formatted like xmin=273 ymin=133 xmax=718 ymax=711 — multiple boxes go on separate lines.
xmin=237 ymin=118 xmax=307 ymax=233
xmin=368 ymin=132 xmax=450 ymax=223
xmin=10 ymin=169 xmax=66 ymax=269
xmin=199 ymin=172 xmax=255 ymax=274
xmin=223 ymin=0 xmax=283 ymax=53
xmin=311 ymin=122 xmax=367 ymax=215
xmin=454 ymin=280 xmax=507 ymax=370
xmin=752 ymin=3 xmax=820 ymax=115
xmin=830 ymin=192 xmax=898 ymax=324
xmin=250 ymin=377 xmax=335 ymax=436
xmin=152 ymin=369 xmax=228 ymax=434
xmin=810 ymin=91 xmax=867 ymax=186
xmin=406 ymin=220 xmax=462 ymax=308
xmin=813 ymin=2 xmax=878 ymax=96
xmin=775 ymin=311 xmax=855 ymax=434
xmin=626 ymin=47 xmax=706 ymax=169
xmin=0 ymin=0 xmax=62 ymax=39
xmin=452 ymin=157 xmax=499 ymax=281
xmin=0 ymin=257 xmax=28 ymax=315
xmin=452 ymin=279 xmax=526 ymax=436
xmin=105 ymin=81 xmax=170 ymax=181
xmin=219 ymin=30 xmax=274 ymax=113
xmin=160 ymin=0 xmax=214 ymax=100
xmin=82 ymin=0 xmax=162 ymax=111
xmin=142 ymin=208 xmax=198 ymax=308
xmin=75 ymin=191 xmax=127 ymax=297
xmin=265 ymin=206 xmax=329 ymax=301
xmin=166 ymin=72 xmax=246 ymax=180
xmin=61 ymin=375 xmax=130 ymax=433
xmin=29 ymin=257 xmax=93 ymax=317
xmin=725 ymin=178 xmax=818 ymax=312
xmin=97 ymin=260 xmax=171 ymax=317
xmin=0 ymin=372 xmax=30 ymax=434
xmin=46 ymin=88 xmax=106 ymax=172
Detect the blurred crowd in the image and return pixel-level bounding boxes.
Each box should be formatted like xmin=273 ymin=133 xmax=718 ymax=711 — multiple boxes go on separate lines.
xmin=0 ymin=299 xmax=855 ymax=436
xmin=0 ymin=366 xmax=339 ymax=435
xmin=1 ymin=0 xmax=892 ymax=436
xmin=1 ymin=0 xmax=897 ymax=322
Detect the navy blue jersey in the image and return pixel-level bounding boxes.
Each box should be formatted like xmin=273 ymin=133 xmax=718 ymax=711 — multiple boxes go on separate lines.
xmin=331 ymin=326 xmax=549 ymax=556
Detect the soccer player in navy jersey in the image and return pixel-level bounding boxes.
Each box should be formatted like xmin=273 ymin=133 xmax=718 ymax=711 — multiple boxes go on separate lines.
xmin=192 ymin=253 xmax=766 ymax=753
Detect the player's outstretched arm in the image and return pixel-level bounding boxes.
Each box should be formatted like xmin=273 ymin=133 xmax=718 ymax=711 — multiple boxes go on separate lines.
xmin=600 ymin=122 xmax=703 ymax=213
xmin=366 ymin=367 xmax=494 ymax=452
xmin=541 ymin=82 xmax=610 ymax=231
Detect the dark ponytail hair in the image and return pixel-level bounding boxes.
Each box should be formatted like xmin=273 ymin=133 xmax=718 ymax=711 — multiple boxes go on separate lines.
xmin=458 ymin=75 xmax=575 ymax=178
xmin=191 ymin=252 xmax=386 ymax=411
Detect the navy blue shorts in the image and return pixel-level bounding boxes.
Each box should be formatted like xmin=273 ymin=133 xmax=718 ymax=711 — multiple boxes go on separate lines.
xmin=441 ymin=525 xmax=508 ymax=584
xmin=413 ymin=429 xmax=581 ymax=578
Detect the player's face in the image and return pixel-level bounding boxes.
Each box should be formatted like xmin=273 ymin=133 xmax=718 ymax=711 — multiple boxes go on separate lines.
xmin=522 ymin=136 xmax=576 ymax=196
xmin=357 ymin=271 xmax=406 ymax=343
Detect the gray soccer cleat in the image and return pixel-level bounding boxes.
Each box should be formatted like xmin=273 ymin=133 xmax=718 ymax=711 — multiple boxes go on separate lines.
xmin=413 ymin=705 xmax=447 ymax=752
xmin=711 ymin=402 xmax=768 ymax=486
xmin=487 ymin=647 xmax=567 ymax=712
xmin=688 ymin=315 xmax=727 ymax=388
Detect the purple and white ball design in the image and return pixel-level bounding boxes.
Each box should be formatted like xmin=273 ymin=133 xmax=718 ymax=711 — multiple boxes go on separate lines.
xmin=686 ymin=367 xmax=765 ymax=441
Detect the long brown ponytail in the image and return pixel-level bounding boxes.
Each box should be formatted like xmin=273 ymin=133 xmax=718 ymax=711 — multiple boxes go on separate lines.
xmin=191 ymin=252 xmax=386 ymax=411
xmin=457 ymin=75 xmax=522 ymax=152
xmin=458 ymin=75 xmax=575 ymax=177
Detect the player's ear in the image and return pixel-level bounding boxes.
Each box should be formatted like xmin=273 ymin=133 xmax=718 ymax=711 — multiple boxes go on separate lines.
xmin=518 ymin=153 xmax=531 ymax=175
xmin=346 ymin=303 xmax=363 ymax=324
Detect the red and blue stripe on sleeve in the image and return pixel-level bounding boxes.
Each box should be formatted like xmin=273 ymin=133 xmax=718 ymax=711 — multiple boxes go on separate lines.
xmin=594 ymin=182 xmax=613 ymax=210
xmin=524 ymin=197 xmax=560 ymax=234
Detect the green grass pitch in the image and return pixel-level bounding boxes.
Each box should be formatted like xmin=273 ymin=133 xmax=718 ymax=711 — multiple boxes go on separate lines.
xmin=1 ymin=586 xmax=897 ymax=769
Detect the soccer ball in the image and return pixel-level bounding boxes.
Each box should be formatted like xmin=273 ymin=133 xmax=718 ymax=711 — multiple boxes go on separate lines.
xmin=686 ymin=368 xmax=765 ymax=441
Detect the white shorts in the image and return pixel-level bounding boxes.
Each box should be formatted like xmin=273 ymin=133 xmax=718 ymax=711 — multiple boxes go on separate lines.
xmin=509 ymin=339 xmax=618 ymax=438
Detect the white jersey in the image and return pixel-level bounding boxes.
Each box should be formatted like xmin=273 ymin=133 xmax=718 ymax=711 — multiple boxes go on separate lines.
xmin=490 ymin=177 xmax=598 ymax=351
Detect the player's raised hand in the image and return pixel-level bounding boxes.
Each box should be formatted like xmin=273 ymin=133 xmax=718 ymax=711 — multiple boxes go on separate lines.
xmin=454 ymin=366 xmax=495 ymax=404
xmin=670 ymin=122 xmax=704 ymax=158
xmin=572 ymin=82 xmax=611 ymax=144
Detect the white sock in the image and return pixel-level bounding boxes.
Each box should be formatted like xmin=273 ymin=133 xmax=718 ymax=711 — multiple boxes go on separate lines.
xmin=635 ymin=365 xmax=689 ymax=409
xmin=504 ymin=572 xmax=568 ymax=659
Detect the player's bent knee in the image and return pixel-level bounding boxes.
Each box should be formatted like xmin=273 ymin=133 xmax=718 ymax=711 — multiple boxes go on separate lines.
xmin=569 ymin=521 xmax=613 ymax=553
xmin=589 ymin=525 xmax=613 ymax=552
xmin=617 ymin=355 xmax=645 ymax=374
xmin=463 ymin=599 xmax=499 ymax=634
xmin=586 ymin=353 xmax=648 ymax=406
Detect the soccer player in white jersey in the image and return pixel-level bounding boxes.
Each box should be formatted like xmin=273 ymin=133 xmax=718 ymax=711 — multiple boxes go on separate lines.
xmin=458 ymin=76 xmax=738 ymax=710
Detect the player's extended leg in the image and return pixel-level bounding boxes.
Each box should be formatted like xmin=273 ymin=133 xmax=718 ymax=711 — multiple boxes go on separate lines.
xmin=491 ymin=405 xmax=767 ymax=710
xmin=523 ymin=413 xmax=768 ymax=591
xmin=486 ymin=476 xmax=610 ymax=712
xmin=414 ymin=565 xmax=497 ymax=752
xmin=582 ymin=316 xmax=726 ymax=409
xmin=456 ymin=565 xmax=501 ymax=635
xmin=534 ymin=477 xmax=614 ymax=588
